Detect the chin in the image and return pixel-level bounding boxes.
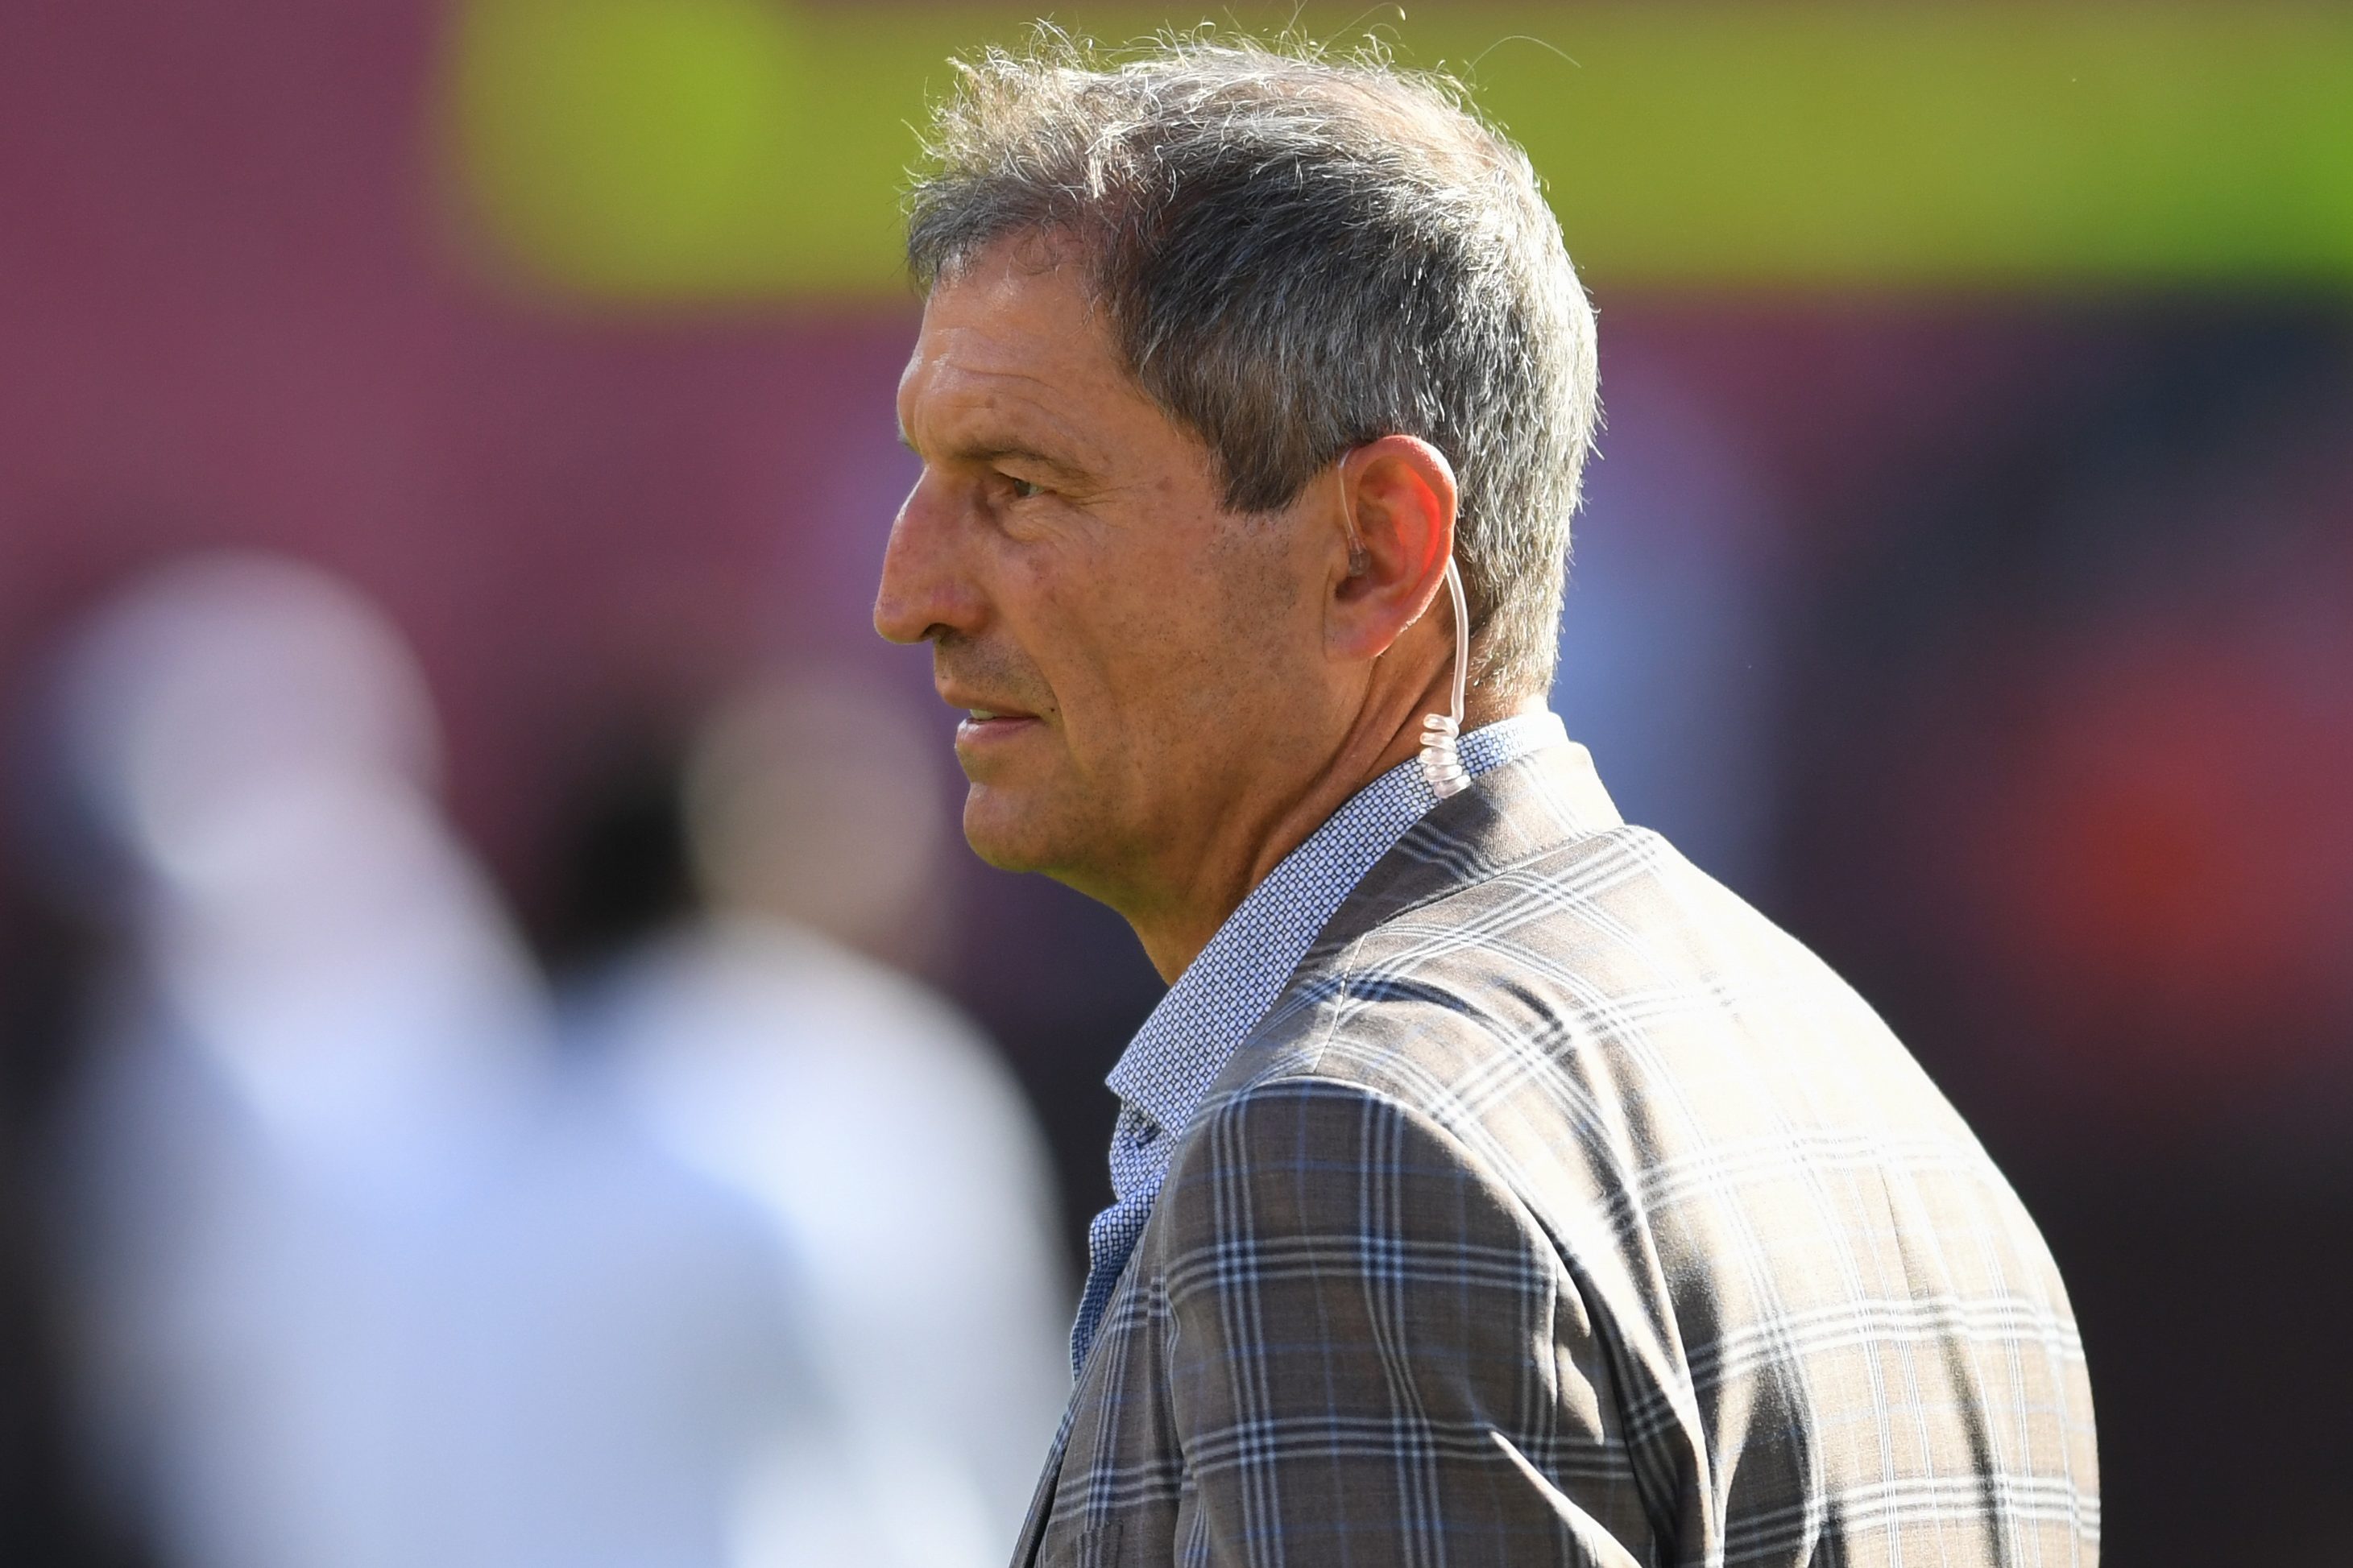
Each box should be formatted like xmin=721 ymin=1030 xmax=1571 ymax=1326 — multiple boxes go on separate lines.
xmin=960 ymin=782 xmax=1070 ymax=875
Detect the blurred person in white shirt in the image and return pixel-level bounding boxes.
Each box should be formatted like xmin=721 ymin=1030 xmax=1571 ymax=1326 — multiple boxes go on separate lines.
xmin=38 ymin=554 xmax=884 ymax=1568
xmin=565 ymin=666 xmax=1073 ymax=1566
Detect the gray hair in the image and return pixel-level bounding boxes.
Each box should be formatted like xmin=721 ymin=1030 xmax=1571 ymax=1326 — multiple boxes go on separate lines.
xmin=905 ymin=35 xmax=1601 ymax=697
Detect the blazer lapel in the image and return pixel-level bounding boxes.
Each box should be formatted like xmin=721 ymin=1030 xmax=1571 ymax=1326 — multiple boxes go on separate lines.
xmin=1008 ymin=1421 xmax=1067 ymax=1568
xmin=1192 ymin=741 xmax=1622 ymax=1114
xmin=1308 ymin=739 xmax=1622 ymax=964
xmin=1011 ymin=1236 xmax=1148 ymax=1567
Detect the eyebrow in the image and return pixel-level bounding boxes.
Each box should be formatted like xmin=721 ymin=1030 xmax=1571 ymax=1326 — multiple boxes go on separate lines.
xmin=899 ymin=429 xmax=1096 ymax=485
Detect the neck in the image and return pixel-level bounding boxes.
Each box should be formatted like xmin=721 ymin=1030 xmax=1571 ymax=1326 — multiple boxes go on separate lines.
xmin=1120 ymin=682 xmax=1543 ymax=983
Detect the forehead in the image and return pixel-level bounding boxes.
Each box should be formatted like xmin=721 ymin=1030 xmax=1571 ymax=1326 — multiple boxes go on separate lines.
xmin=897 ymin=246 xmax=1154 ymax=450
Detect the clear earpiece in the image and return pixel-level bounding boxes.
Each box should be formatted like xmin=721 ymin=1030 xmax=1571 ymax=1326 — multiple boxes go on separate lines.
xmin=1338 ymin=462 xmax=1473 ymax=801
xmin=1418 ymin=557 xmax=1471 ymax=798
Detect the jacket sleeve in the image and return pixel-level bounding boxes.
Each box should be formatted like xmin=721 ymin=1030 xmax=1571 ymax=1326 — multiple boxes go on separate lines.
xmin=1157 ymin=1076 xmax=1655 ymax=1568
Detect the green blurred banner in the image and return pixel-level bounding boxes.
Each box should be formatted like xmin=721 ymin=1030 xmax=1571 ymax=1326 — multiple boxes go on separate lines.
xmin=441 ymin=1 xmax=2353 ymax=299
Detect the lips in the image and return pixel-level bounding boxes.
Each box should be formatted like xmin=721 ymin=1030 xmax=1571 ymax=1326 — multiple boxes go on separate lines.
xmin=939 ymin=680 xmax=1042 ymax=724
xmin=939 ymin=685 xmax=1040 ymax=746
xmin=952 ymin=710 xmax=1042 ymax=769
xmin=936 ymin=664 xmax=1049 ymax=768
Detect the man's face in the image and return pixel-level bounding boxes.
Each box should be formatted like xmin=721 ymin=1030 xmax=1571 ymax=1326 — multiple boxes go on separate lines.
xmin=876 ymin=241 xmax=1336 ymax=900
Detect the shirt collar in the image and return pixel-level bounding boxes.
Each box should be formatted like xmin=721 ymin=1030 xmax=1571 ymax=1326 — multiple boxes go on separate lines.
xmin=1102 ymin=711 xmax=1566 ymax=1162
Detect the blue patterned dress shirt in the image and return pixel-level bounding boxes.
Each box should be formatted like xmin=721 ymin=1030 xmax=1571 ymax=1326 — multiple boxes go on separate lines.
xmin=1068 ymin=710 xmax=1568 ymax=1375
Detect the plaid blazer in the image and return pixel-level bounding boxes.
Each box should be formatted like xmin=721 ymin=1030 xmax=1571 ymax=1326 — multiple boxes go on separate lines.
xmin=1014 ymin=742 xmax=2098 ymax=1566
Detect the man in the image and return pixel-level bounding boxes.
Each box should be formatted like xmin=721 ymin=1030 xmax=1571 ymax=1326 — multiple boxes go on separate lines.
xmin=876 ymin=38 xmax=2098 ymax=1568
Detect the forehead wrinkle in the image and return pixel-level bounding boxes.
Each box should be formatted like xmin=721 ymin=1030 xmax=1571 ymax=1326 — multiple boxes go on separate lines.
xmin=905 ymin=356 xmax=1123 ymax=480
xmin=905 ymin=254 xmax=1137 ymax=428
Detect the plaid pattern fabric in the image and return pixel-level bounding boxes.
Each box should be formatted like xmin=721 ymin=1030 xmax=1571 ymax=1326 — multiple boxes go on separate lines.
xmin=1075 ymin=713 xmax=1570 ymax=1375
xmin=1014 ymin=743 xmax=2098 ymax=1567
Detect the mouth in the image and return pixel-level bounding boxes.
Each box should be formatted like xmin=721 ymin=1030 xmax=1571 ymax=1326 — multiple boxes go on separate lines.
xmin=955 ymin=709 xmax=1042 ymax=737
xmin=942 ymin=690 xmax=1046 ymax=755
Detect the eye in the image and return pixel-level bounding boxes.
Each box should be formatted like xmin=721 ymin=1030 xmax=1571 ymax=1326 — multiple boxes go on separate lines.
xmin=1005 ymin=475 xmax=1048 ymax=501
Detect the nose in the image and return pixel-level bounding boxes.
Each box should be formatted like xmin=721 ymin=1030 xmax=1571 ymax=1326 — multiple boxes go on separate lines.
xmin=874 ymin=470 xmax=982 ymax=647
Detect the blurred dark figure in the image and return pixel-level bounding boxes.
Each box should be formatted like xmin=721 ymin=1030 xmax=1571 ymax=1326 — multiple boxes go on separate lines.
xmin=561 ymin=665 xmax=1074 ymax=1566
xmin=30 ymin=554 xmax=878 ymax=1568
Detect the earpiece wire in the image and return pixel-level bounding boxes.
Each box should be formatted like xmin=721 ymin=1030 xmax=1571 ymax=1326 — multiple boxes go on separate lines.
xmin=1443 ymin=556 xmax=1469 ymax=729
xmin=1337 ymin=454 xmax=1472 ymax=798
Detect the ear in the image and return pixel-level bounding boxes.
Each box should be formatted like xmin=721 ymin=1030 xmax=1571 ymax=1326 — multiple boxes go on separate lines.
xmin=1325 ymin=435 xmax=1459 ymax=666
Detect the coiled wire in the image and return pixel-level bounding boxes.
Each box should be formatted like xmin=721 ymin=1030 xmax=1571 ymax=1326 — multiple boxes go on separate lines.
xmin=1336 ymin=464 xmax=1472 ymax=801
xmin=1418 ymin=558 xmax=1472 ymax=798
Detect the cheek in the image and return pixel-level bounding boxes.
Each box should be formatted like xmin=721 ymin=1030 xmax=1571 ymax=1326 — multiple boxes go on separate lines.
xmin=1015 ymin=540 xmax=1189 ymax=712
xmin=1013 ymin=507 xmax=1310 ymax=763
xmin=1084 ymin=561 xmax=1239 ymax=726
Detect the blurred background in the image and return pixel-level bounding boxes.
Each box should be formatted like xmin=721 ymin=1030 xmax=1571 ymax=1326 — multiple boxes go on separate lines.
xmin=1 ymin=1 xmax=2349 ymax=1563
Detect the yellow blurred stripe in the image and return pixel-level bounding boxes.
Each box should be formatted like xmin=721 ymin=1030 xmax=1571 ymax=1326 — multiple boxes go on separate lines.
xmin=441 ymin=2 xmax=2353 ymax=300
